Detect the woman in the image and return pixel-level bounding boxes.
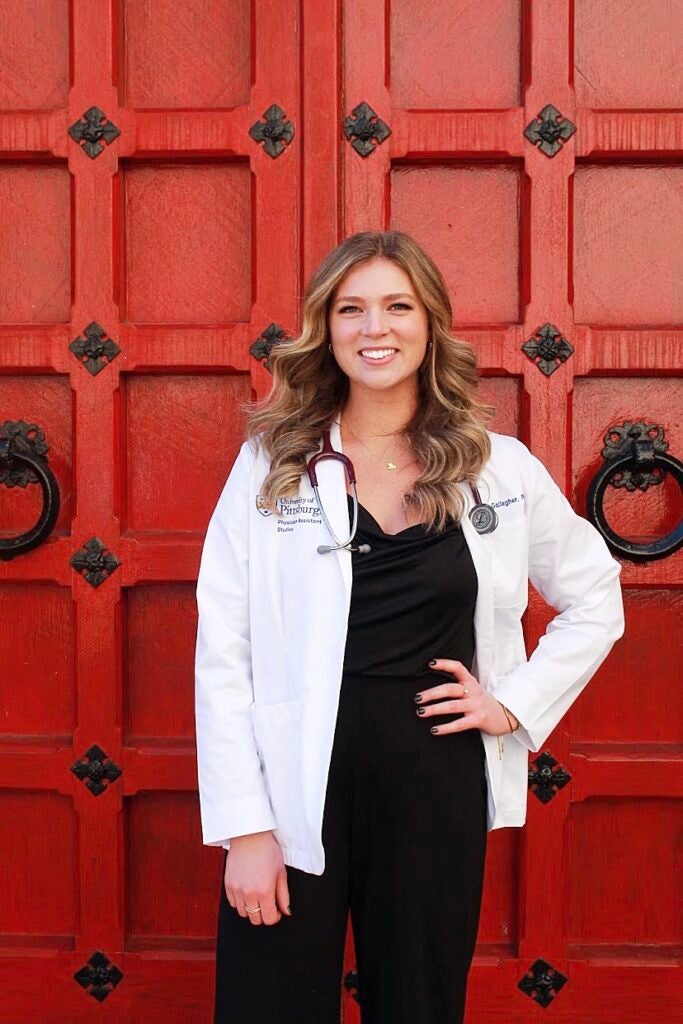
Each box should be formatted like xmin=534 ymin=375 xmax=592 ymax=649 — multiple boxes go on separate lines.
xmin=194 ymin=230 xmax=624 ymax=1023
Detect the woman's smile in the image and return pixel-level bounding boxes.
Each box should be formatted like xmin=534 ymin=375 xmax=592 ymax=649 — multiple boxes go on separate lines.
xmin=358 ymin=346 xmax=398 ymax=365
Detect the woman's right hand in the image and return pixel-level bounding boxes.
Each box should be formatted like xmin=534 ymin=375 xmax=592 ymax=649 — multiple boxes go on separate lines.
xmin=224 ymin=831 xmax=291 ymax=926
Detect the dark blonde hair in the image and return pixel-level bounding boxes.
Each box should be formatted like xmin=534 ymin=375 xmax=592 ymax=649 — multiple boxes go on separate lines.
xmin=246 ymin=230 xmax=494 ymax=528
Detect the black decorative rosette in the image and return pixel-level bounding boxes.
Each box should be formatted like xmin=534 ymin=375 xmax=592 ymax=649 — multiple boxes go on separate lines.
xmin=70 ymin=537 xmax=120 ymax=588
xmin=249 ymin=322 xmax=290 ymax=371
xmin=71 ymin=744 xmax=122 ymax=797
xmin=69 ymin=322 xmax=121 ymax=376
xmin=74 ymin=950 xmax=123 ymax=1001
xmin=524 ymin=104 xmax=576 ymax=158
xmin=248 ymin=104 xmax=295 ymax=158
xmin=68 ymin=106 xmax=121 ymax=159
xmin=528 ymin=751 xmax=571 ymax=804
xmin=522 ymin=323 xmax=574 ymax=376
xmin=343 ymin=102 xmax=391 ymax=157
xmin=518 ymin=958 xmax=568 ymax=1007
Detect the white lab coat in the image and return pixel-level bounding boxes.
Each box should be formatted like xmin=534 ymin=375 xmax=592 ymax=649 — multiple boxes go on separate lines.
xmin=194 ymin=422 xmax=624 ymax=876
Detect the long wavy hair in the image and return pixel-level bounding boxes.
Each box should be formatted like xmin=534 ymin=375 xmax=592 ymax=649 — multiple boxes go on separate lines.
xmin=245 ymin=230 xmax=494 ymax=528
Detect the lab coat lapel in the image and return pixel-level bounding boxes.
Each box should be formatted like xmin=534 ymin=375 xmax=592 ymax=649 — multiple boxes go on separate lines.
xmin=460 ymin=483 xmax=495 ymax=686
xmin=310 ymin=418 xmax=353 ymax=605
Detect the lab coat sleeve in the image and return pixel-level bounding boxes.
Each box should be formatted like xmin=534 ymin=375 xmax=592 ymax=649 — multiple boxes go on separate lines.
xmin=194 ymin=441 xmax=277 ymax=846
xmin=491 ymin=444 xmax=625 ymax=753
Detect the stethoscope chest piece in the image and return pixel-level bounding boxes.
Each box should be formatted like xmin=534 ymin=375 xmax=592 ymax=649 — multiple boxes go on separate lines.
xmin=468 ymin=486 xmax=499 ymax=534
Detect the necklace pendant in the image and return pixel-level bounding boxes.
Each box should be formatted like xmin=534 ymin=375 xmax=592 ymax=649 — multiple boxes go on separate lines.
xmin=386 ymin=460 xmax=397 ymax=471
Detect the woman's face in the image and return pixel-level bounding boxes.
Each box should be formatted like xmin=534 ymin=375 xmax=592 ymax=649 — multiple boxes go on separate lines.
xmin=328 ymin=257 xmax=430 ymax=396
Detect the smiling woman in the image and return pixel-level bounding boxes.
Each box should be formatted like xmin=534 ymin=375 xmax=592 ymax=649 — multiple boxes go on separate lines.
xmin=195 ymin=230 xmax=625 ymax=1024
xmin=248 ymin=231 xmax=495 ymax=532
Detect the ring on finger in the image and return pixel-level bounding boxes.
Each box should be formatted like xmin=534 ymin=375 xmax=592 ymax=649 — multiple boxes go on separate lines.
xmin=462 ymin=686 xmax=469 ymax=695
xmin=245 ymin=904 xmax=261 ymax=914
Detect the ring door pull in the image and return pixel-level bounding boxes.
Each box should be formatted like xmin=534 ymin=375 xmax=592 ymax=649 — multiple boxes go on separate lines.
xmin=586 ymin=420 xmax=683 ymax=563
xmin=0 ymin=420 xmax=61 ymax=562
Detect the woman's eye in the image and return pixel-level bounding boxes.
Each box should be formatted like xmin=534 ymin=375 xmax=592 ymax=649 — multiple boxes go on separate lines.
xmin=337 ymin=302 xmax=412 ymax=313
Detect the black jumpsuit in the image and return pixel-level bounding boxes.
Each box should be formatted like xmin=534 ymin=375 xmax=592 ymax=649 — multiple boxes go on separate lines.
xmin=214 ymin=495 xmax=487 ymax=1023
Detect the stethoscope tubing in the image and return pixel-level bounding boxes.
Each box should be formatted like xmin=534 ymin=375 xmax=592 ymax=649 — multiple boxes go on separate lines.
xmin=308 ymin=430 xmax=498 ymax=554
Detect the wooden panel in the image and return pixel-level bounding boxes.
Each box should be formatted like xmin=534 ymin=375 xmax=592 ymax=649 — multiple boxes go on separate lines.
xmin=0 ymin=165 xmax=71 ymax=323
xmin=574 ymin=0 xmax=683 ymax=109
xmin=573 ymin=166 xmax=683 ymax=325
xmin=0 ymin=0 xmax=69 ymax=110
xmin=567 ymin=798 xmax=680 ymax=950
xmin=123 ymin=0 xmax=251 ymax=109
xmin=391 ymin=164 xmax=522 ymax=323
xmin=124 ymin=584 xmax=197 ymax=742
xmin=0 ymin=583 xmax=75 ymax=736
xmin=477 ymin=828 xmax=521 ymax=956
xmin=478 ymin=377 xmax=522 ymax=439
xmin=122 ymin=372 xmax=251 ymax=532
xmin=567 ymin=589 xmax=682 ymax=743
xmin=122 ymin=162 xmax=252 ymax=323
xmin=125 ymin=791 xmax=220 ymax=950
xmin=0 ymin=791 xmax=77 ymax=947
xmin=390 ymin=0 xmax=521 ymax=109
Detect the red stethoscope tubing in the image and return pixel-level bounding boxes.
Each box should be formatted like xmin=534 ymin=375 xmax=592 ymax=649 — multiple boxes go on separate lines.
xmin=307 ymin=430 xmax=498 ymax=554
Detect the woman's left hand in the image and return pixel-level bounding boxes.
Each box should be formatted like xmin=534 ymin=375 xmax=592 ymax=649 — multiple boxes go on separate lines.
xmin=415 ymin=659 xmax=518 ymax=737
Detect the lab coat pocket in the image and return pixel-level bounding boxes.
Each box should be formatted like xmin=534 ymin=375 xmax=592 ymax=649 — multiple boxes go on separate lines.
xmin=491 ymin=519 xmax=529 ymax=608
xmin=250 ymin=700 xmax=304 ymax=850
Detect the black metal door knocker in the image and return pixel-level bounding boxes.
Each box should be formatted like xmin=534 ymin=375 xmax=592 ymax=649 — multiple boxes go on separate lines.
xmin=586 ymin=420 xmax=683 ymax=562
xmin=0 ymin=420 xmax=61 ymax=561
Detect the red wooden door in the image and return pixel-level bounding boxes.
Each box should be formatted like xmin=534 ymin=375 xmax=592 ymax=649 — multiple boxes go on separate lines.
xmin=0 ymin=1 xmax=680 ymax=1021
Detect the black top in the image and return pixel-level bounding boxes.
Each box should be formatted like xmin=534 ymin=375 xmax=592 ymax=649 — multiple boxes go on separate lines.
xmin=342 ymin=493 xmax=478 ymax=679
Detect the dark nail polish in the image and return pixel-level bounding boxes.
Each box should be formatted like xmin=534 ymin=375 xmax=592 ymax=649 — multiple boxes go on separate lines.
xmin=430 ymin=726 xmax=439 ymax=734
xmin=413 ymin=693 xmax=422 ymax=703
xmin=428 ymin=659 xmax=437 ymax=666
xmin=416 ymin=707 xmax=425 ymax=715
xmin=287 ymin=905 xmax=292 ymax=915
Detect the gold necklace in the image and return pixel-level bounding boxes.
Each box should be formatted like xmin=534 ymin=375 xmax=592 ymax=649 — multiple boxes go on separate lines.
xmin=341 ymin=417 xmax=402 ymax=471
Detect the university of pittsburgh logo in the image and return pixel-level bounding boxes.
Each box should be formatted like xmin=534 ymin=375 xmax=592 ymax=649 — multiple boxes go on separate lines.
xmin=255 ymin=494 xmax=273 ymax=517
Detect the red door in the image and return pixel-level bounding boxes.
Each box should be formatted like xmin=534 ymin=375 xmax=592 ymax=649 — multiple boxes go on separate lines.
xmin=0 ymin=1 xmax=680 ymax=1021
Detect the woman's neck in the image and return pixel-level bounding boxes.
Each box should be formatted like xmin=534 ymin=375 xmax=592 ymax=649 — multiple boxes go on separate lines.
xmin=341 ymin=382 xmax=418 ymax=439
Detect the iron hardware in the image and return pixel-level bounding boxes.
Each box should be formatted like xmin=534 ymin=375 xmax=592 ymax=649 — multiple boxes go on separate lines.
xmin=523 ymin=104 xmax=576 ymax=157
xmin=74 ymin=951 xmax=123 ymax=1001
xmin=71 ymin=744 xmax=122 ymax=796
xmin=248 ymin=104 xmax=295 ymax=158
xmin=587 ymin=421 xmax=683 ymax=562
xmin=518 ymin=958 xmax=568 ymax=1007
xmin=0 ymin=421 xmax=60 ymax=561
xmin=69 ymin=321 xmax=121 ymax=375
xmin=68 ymin=106 xmax=120 ymax=159
xmin=528 ymin=751 xmax=572 ymax=803
xmin=343 ymin=102 xmax=391 ymax=157
xmin=522 ymin=323 xmax=574 ymax=376
xmin=250 ymin=322 xmax=290 ymax=371
xmin=70 ymin=537 xmax=120 ymax=588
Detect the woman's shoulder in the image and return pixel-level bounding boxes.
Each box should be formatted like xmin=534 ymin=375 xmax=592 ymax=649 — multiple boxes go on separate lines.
xmin=485 ymin=429 xmax=535 ymax=465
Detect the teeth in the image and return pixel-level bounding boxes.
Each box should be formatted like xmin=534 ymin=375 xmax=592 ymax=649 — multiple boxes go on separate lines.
xmin=360 ymin=349 xmax=396 ymax=359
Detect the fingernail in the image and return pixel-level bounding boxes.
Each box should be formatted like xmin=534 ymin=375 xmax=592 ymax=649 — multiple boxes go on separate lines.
xmin=287 ymin=905 xmax=292 ymax=915
xmin=430 ymin=726 xmax=439 ymax=734
xmin=428 ymin=659 xmax=437 ymax=666
xmin=416 ymin=707 xmax=425 ymax=715
xmin=413 ymin=693 xmax=423 ymax=703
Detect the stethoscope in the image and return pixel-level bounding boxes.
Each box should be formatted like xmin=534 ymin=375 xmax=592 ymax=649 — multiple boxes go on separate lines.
xmin=307 ymin=430 xmax=499 ymax=555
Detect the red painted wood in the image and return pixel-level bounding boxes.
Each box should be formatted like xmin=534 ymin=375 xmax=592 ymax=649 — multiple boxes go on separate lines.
xmin=0 ymin=0 xmax=680 ymax=1020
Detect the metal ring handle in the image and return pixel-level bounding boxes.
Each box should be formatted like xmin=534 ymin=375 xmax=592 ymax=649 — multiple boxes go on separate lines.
xmin=586 ymin=450 xmax=683 ymax=562
xmin=0 ymin=439 xmax=61 ymax=561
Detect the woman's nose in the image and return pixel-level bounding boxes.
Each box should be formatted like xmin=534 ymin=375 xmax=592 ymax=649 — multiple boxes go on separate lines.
xmin=361 ymin=310 xmax=389 ymax=337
